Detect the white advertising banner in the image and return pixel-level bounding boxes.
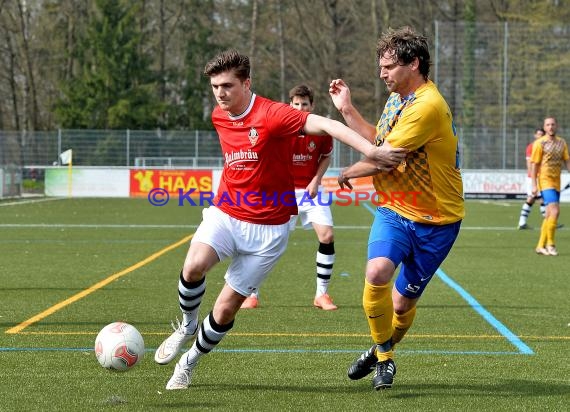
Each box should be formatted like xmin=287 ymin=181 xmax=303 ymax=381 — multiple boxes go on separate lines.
xmin=462 ymin=170 xmax=570 ymax=202
xmin=45 ymin=168 xmax=130 ymax=197
xmin=43 ymin=168 xmax=570 ymax=202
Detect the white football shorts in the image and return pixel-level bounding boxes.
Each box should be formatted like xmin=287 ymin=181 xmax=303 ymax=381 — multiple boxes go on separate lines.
xmin=525 ymin=176 xmax=533 ymax=197
xmin=525 ymin=176 xmax=542 ymax=198
xmin=192 ymin=206 xmax=290 ymax=297
xmin=289 ymin=188 xmax=334 ymax=231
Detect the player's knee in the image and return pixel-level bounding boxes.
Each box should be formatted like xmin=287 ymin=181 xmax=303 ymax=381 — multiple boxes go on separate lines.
xmin=182 ymin=260 xmax=208 ymax=282
xmin=393 ymin=295 xmax=417 ymax=314
xmin=365 ymin=259 xmax=394 ymax=285
xmin=318 ymin=231 xmax=334 ymax=244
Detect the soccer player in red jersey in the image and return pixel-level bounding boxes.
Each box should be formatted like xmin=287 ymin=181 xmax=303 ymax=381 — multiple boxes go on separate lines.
xmin=154 ymin=49 xmax=407 ymax=390
xmin=241 ymin=84 xmax=338 ymax=311
xmin=517 ymin=127 xmax=546 ymax=229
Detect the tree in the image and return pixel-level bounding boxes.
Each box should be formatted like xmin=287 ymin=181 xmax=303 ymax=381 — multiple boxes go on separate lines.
xmin=55 ymin=0 xmax=162 ymax=129
xmin=179 ymin=0 xmax=220 ymax=129
xmin=461 ymin=0 xmax=476 ymax=130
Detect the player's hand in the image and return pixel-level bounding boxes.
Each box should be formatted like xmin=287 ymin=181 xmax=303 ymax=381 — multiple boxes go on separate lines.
xmin=337 ymin=168 xmax=353 ymax=190
xmin=369 ymin=140 xmax=408 ymax=171
xmin=306 ymin=181 xmax=319 ymax=198
xmin=329 ymin=79 xmax=351 ymax=113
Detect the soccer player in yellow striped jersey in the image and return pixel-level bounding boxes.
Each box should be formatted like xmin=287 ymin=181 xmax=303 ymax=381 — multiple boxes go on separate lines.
xmin=330 ymin=26 xmax=464 ymax=390
xmin=530 ymin=116 xmax=570 ymax=256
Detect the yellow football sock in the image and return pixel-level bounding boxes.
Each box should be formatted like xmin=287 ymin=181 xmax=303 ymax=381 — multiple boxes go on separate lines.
xmin=537 ymin=218 xmax=547 ymax=249
xmin=363 ymin=280 xmax=393 ymax=361
xmin=545 ymin=217 xmax=557 ymax=246
xmin=391 ymin=306 xmax=417 ymax=346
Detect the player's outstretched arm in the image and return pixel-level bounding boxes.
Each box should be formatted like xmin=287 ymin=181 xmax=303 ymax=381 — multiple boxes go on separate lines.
xmin=304 ymin=114 xmax=406 ymax=170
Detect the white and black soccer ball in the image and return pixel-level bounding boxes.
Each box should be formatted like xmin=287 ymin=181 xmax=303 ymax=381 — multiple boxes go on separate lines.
xmin=94 ymin=322 xmax=144 ymax=371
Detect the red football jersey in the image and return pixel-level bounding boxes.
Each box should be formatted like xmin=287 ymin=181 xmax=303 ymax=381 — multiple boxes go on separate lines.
xmin=212 ymin=94 xmax=310 ymax=224
xmin=291 ymin=134 xmax=333 ymax=188
xmin=525 ymin=142 xmax=533 ymax=177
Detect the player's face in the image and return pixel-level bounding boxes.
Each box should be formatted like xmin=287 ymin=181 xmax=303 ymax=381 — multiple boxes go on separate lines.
xmin=534 ymin=130 xmax=545 ymax=139
xmin=210 ymin=71 xmax=251 ymax=115
xmin=379 ymin=51 xmax=414 ymax=95
xmin=543 ymin=118 xmax=557 ymax=137
xmin=290 ymin=96 xmax=313 ymax=113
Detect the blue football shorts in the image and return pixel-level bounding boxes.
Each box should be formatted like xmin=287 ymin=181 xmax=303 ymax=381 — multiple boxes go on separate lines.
xmin=540 ymin=188 xmax=559 ymax=206
xmin=368 ymin=207 xmax=461 ymax=298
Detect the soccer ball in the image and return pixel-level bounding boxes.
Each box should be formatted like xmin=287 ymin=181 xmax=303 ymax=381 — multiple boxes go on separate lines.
xmin=94 ymin=322 xmax=145 ymax=371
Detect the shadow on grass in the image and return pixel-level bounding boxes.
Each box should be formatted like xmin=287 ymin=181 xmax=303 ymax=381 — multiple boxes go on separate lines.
xmin=381 ymin=379 xmax=570 ymax=398
xmin=193 ymin=379 xmax=569 ymax=398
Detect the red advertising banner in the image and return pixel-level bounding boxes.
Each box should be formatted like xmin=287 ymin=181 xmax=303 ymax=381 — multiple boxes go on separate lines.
xmin=130 ymin=169 xmax=213 ymax=197
xmin=321 ymin=175 xmax=374 ymax=193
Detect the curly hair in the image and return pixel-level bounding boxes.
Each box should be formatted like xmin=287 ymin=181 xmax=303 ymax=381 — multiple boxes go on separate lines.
xmin=376 ymin=26 xmax=430 ymax=79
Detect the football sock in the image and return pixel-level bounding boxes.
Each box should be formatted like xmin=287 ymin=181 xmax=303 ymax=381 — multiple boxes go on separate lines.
xmin=178 ymin=271 xmax=205 ymax=334
xmin=519 ymin=202 xmax=532 ymax=226
xmin=363 ymin=280 xmax=393 ymax=356
xmin=375 ymin=342 xmax=394 ymax=362
xmin=182 ymin=311 xmax=233 ymax=366
xmin=540 ymin=204 xmax=546 ymax=217
xmin=545 ymin=216 xmax=557 ymax=246
xmin=537 ymin=219 xmax=548 ymax=249
xmin=391 ymin=306 xmax=416 ymax=346
xmin=316 ymin=242 xmax=335 ymax=296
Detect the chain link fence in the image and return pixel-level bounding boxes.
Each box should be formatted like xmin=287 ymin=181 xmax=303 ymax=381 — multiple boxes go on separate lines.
xmin=0 ymin=126 xmax=539 ymax=170
xmin=1 ymin=22 xmax=569 ymax=196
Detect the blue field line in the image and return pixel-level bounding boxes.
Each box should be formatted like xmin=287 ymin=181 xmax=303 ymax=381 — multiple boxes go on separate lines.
xmin=0 ymin=347 xmax=521 ymax=355
xmin=362 ymin=202 xmax=534 ymax=355
xmin=435 ymin=268 xmax=534 ymax=355
xmin=363 ymin=202 xmax=376 ymax=215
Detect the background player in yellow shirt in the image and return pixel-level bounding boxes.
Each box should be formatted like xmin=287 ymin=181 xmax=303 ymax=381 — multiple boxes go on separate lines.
xmin=329 ymin=26 xmax=464 ymax=390
xmin=531 ymin=116 xmax=570 ymax=256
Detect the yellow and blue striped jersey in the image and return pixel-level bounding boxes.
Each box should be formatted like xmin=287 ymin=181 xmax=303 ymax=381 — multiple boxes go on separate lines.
xmin=373 ymin=80 xmax=464 ymax=224
xmin=531 ymin=135 xmax=569 ymax=191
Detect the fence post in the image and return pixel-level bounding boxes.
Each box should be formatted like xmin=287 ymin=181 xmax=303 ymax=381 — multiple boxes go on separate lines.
xmin=195 ymin=130 xmax=199 ymax=158
xmin=514 ymin=128 xmax=519 ymax=170
xmin=501 ymin=22 xmax=509 ymax=169
xmin=126 ymin=129 xmax=130 ymax=167
xmin=434 ymin=20 xmax=439 ymax=86
xmin=57 ymin=129 xmax=62 ymax=164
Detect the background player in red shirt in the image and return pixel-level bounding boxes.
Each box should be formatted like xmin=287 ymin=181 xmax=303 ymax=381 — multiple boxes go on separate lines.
xmin=241 ymin=84 xmax=338 ymax=310
xmin=154 ymin=49 xmax=407 ymax=390
xmin=517 ymin=127 xmax=546 ymax=229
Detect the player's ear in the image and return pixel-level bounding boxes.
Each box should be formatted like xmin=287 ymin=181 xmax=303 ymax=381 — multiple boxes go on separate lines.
xmin=409 ymin=57 xmax=420 ymax=71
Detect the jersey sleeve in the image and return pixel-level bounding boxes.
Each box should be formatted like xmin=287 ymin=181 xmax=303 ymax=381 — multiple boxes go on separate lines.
xmin=530 ymin=140 xmax=543 ymax=163
xmin=265 ymin=102 xmax=309 ymax=138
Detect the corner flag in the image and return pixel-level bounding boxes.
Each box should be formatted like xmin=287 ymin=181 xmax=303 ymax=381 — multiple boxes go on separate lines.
xmin=59 ymin=149 xmax=73 ymax=197
xmin=59 ymin=149 xmax=73 ymax=165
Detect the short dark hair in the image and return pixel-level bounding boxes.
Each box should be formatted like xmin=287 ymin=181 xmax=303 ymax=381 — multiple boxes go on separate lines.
xmin=204 ymin=49 xmax=250 ymax=81
xmin=288 ymin=84 xmax=314 ymax=105
xmin=377 ymin=26 xmax=430 ymax=79
xmin=535 ymin=128 xmax=545 ymax=134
